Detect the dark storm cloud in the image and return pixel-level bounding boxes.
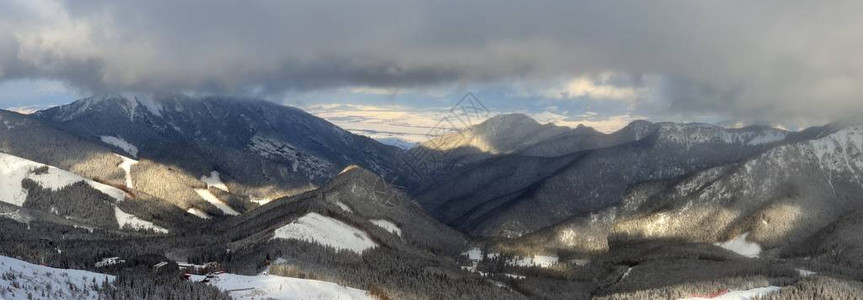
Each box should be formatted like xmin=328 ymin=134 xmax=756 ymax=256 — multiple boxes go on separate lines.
xmin=1 ymin=0 xmax=862 ymax=122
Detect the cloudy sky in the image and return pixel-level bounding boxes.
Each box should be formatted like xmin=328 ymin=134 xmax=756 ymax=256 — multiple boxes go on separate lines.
xmin=1 ymin=0 xmax=861 ymax=134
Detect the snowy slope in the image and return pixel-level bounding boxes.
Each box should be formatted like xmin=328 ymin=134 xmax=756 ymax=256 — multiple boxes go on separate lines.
xmin=195 ymin=189 xmax=240 ymax=216
xmin=190 ymin=273 xmax=370 ymax=300
xmin=550 ymin=124 xmax=863 ymax=255
xmin=336 ymin=201 xmax=353 ymax=213
xmin=271 ymin=213 xmax=377 ymax=254
xmin=116 ymin=154 xmax=137 ymax=189
xmin=0 ymin=255 xmax=115 ymax=300
xmin=714 ymin=232 xmax=761 ymax=258
xmin=0 ymin=152 xmax=168 ymax=233
xmin=201 ymin=171 xmax=229 ymax=192
xmin=114 ymin=206 xmax=169 ymax=233
xmin=0 ymin=152 xmax=126 ymax=205
xmin=99 ymin=135 xmax=139 ymax=158
xmin=187 ymin=207 xmax=212 ymax=219
xmin=370 ymin=219 xmax=402 ymax=237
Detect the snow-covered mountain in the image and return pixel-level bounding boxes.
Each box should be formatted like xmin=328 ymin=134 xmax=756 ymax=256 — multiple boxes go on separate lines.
xmin=220 ymin=164 xmax=465 ymax=254
xmin=416 ymin=116 xmax=793 ymax=237
xmin=35 ymin=93 xmax=415 ymax=205
xmin=506 ymin=123 xmax=863 ymax=262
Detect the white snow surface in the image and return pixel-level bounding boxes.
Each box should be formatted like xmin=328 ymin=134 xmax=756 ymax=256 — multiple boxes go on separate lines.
xmin=114 ymin=206 xmax=168 ymax=233
xmin=464 ymin=247 xmax=483 ymax=261
xmin=201 ymin=170 xmax=229 ymax=192
xmin=271 ymin=213 xmax=377 ymax=254
xmin=250 ymin=197 xmax=273 ymax=205
xmin=186 ymin=207 xmax=211 ymax=219
xmin=0 ymin=152 xmax=126 ymax=206
xmin=191 ymin=273 xmax=370 ymax=300
xmin=116 ymin=154 xmax=137 ymax=189
xmin=511 ymin=255 xmax=559 ymax=268
xmin=715 ymin=232 xmax=761 ymax=258
xmin=370 ymin=219 xmax=402 ymax=236
xmin=682 ymin=286 xmax=782 ymax=300
xmin=99 ymin=136 xmax=139 ymax=158
xmin=466 ymin=248 xmax=559 ymax=269
xmin=335 ymin=201 xmax=353 ymax=213
xmin=195 ymin=189 xmax=240 ymax=216
xmin=0 ymin=255 xmax=115 ymax=300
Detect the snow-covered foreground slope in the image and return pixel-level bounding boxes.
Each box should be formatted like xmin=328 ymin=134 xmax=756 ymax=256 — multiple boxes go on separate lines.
xmin=191 ymin=273 xmax=370 ymax=300
xmin=0 ymin=152 xmax=126 ymax=205
xmin=0 ymin=255 xmax=115 ymax=300
xmin=271 ymin=213 xmax=377 ymax=254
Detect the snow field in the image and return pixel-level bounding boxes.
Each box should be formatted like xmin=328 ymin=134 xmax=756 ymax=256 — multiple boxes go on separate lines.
xmin=190 ymin=272 xmax=371 ymax=300
xmin=0 ymin=255 xmax=115 ymax=300
xmin=271 ymin=213 xmax=377 ymax=254
xmin=370 ymin=219 xmax=402 ymax=237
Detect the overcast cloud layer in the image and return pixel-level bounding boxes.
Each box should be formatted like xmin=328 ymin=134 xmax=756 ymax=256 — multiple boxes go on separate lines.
xmin=1 ymin=0 xmax=862 ymax=124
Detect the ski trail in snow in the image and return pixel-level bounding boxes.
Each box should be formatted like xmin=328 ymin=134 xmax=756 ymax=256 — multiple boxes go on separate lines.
xmin=195 ymin=189 xmax=239 ymax=215
xmin=116 ymin=154 xmax=138 ymax=189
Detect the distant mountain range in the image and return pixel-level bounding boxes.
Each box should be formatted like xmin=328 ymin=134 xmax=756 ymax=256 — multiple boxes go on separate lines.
xmin=3 ymin=93 xmax=863 ymax=298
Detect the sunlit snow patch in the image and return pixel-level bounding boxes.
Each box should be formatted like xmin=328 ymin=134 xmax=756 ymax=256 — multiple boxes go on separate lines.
xmin=195 ymin=189 xmax=240 ymax=216
xmin=251 ymin=197 xmax=273 ymax=205
xmin=336 ymin=201 xmax=353 ymax=213
xmin=715 ymin=232 xmax=761 ymax=258
xmin=0 ymin=255 xmax=115 ymax=300
xmin=186 ymin=207 xmax=211 ymax=219
xmin=200 ymin=170 xmax=229 ymax=192
xmin=370 ymin=219 xmax=402 ymax=236
xmin=116 ymin=154 xmax=137 ymax=188
xmin=100 ymin=136 xmax=139 ymax=158
xmin=271 ymin=212 xmax=377 ymax=254
xmin=114 ymin=206 xmax=168 ymax=234
xmin=191 ymin=272 xmax=371 ymax=300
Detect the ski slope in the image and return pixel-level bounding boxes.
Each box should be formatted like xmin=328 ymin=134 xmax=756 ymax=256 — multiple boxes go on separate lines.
xmin=114 ymin=206 xmax=169 ymax=233
xmin=370 ymin=219 xmax=402 ymax=237
xmin=271 ymin=213 xmax=377 ymax=254
xmin=0 ymin=152 xmax=126 ymax=206
xmin=191 ymin=272 xmax=370 ymax=300
xmin=100 ymin=135 xmax=139 ymax=158
xmin=195 ymin=189 xmax=240 ymax=216
xmin=201 ymin=170 xmax=229 ymax=192
xmin=715 ymin=232 xmax=761 ymax=258
xmin=0 ymin=255 xmax=115 ymax=300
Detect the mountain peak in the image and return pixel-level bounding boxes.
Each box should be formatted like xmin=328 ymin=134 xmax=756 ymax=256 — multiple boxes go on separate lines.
xmin=480 ymin=113 xmax=538 ymax=127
